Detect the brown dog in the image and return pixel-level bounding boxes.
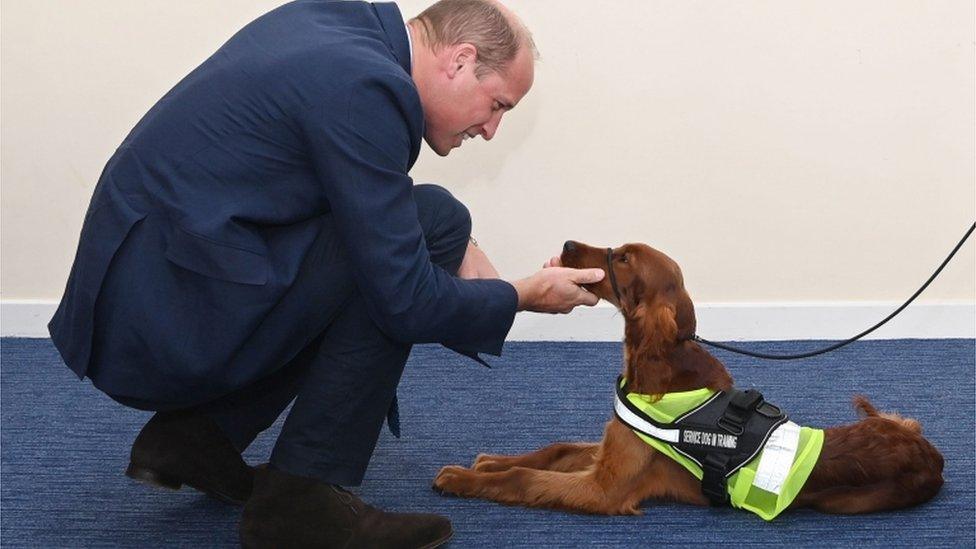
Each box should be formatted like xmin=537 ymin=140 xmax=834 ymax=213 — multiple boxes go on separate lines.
xmin=432 ymin=241 xmax=944 ymax=517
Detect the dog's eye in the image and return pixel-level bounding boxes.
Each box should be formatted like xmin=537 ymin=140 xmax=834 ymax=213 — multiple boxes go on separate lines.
xmin=618 ymin=255 xmax=628 ymax=263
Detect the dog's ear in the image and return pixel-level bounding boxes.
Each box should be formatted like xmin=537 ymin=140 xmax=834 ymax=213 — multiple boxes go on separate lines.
xmin=619 ymin=277 xmax=644 ymax=313
xmin=625 ymin=301 xmax=677 ymax=394
xmin=673 ymin=288 xmax=696 ymax=340
xmin=645 ymin=302 xmax=679 ymax=358
xmin=628 ymin=301 xmax=678 ymax=359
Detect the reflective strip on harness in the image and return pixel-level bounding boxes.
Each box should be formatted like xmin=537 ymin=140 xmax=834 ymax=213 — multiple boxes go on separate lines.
xmin=752 ymin=421 xmax=801 ymax=495
xmin=614 ymin=393 xmax=680 ymax=443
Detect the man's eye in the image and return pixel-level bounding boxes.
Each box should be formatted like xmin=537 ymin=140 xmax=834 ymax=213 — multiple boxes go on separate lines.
xmin=492 ymin=101 xmax=502 ymax=111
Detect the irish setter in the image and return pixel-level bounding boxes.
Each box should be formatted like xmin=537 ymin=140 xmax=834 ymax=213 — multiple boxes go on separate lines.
xmin=432 ymin=240 xmax=944 ymax=516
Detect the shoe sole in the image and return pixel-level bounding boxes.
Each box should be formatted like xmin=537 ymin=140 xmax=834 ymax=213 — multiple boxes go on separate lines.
xmin=125 ymin=463 xmax=246 ymax=505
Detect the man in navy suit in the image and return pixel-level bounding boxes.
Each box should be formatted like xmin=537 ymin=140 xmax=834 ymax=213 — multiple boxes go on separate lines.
xmin=50 ymin=0 xmax=604 ymax=546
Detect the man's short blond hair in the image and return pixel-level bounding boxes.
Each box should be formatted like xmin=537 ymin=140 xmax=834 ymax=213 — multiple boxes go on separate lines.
xmin=411 ymin=0 xmax=537 ymax=78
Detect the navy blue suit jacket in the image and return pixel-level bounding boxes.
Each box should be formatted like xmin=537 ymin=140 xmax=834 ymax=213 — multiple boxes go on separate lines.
xmin=49 ymin=1 xmax=518 ymax=388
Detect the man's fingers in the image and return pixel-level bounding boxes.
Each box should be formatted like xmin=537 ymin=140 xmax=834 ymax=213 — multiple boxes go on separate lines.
xmin=568 ymin=268 xmax=605 ymax=284
xmin=577 ymin=289 xmax=600 ymax=307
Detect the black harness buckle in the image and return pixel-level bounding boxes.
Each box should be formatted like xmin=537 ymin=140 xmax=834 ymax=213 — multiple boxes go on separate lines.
xmin=701 ymin=453 xmax=730 ymax=506
xmin=730 ymin=389 xmax=763 ymax=411
xmin=718 ymin=389 xmax=765 ymax=435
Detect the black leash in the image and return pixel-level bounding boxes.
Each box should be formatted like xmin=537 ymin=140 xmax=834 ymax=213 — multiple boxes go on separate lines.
xmin=607 ymin=222 xmax=975 ymax=361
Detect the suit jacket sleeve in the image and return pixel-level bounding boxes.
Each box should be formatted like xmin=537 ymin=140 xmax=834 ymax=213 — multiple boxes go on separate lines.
xmin=299 ymin=73 xmax=517 ymax=356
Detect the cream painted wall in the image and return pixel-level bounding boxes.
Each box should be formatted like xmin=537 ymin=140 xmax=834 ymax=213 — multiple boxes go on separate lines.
xmin=2 ymin=0 xmax=974 ymax=305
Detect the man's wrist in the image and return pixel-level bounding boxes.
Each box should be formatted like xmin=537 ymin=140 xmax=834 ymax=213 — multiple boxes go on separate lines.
xmin=510 ymin=278 xmax=530 ymax=311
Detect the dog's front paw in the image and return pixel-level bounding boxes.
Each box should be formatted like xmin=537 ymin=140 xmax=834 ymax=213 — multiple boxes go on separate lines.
xmin=472 ymin=453 xmax=513 ymax=472
xmin=432 ymin=465 xmax=476 ymax=496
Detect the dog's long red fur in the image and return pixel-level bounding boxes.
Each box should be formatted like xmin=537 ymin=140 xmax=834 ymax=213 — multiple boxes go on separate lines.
xmin=432 ymin=241 xmax=944 ymax=515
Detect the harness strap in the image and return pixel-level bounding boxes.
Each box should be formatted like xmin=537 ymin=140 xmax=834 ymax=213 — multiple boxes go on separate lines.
xmin=606 ymin=247 xmax=623 ymax=304
xmin=701 ymin=453 xmax=731 ymax=506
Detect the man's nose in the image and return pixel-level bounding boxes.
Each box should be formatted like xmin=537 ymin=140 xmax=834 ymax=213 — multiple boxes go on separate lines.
xmin=481 ymin=115 xmax=501 ymax=141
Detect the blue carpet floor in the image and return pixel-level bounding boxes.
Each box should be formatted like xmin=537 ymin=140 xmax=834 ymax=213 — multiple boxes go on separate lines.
xmin=2 ymin=338 xmax=974 ymax=547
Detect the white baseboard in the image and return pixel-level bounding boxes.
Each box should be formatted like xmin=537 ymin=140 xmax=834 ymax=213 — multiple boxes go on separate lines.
xmin=2 ymin=299 xmax=973 ymax=340
xmin=510 ymin=301 xmax=975 ymax=341
xmin=2 ymin=300 xmax=58 ymax=337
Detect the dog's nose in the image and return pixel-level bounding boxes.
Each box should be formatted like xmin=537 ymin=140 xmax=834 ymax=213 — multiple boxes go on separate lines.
xmin=562 ymin=241 xmax=576 ymax=254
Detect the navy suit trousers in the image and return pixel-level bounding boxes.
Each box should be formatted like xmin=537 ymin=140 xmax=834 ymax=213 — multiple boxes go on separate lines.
xmin=97 ymin=184 xmax=471 ymax=487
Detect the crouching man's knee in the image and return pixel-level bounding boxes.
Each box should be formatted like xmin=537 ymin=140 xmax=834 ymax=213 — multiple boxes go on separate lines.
xmin=413 ymin=184 xmax=472 ymax=274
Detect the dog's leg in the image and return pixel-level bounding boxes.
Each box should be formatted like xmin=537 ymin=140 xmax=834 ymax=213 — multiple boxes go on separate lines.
xmin=433 ymin=465 xmax=643 ymax=515
xmin=435 ymin=421 xmax=700 ymax=514
xmin=472 ymin=442 xmax=600 ymax=473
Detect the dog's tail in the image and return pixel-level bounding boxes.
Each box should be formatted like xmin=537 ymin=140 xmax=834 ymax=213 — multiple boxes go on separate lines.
xmin=853 ymin=395 xmax=922 ymax=434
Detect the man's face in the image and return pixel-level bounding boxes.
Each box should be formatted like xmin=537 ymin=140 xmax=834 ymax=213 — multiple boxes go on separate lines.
xmin=423 ymin=44 xmax=534 ymax=156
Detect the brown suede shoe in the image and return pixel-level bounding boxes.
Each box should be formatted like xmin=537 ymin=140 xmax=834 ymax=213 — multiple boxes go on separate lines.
xmin=125 ymin=410 xmax=254 ymax=505
xmin=240 ymin=466 xmax=453 ymax=549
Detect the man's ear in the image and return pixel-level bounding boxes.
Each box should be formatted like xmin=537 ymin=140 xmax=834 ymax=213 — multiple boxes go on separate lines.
xmin=447 ymin=43 xmax=478 ymax=78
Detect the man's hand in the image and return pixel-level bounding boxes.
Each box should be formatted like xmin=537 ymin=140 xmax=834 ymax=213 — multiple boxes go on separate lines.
xmin=458 ymin=239 xmax=500 ymax=279
xmin=510 ymin=267 xmax=605 ymax=313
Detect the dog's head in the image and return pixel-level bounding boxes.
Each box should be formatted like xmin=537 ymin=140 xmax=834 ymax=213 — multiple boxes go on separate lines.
xmin=561 ymin=240 xmax=696 ymax=361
